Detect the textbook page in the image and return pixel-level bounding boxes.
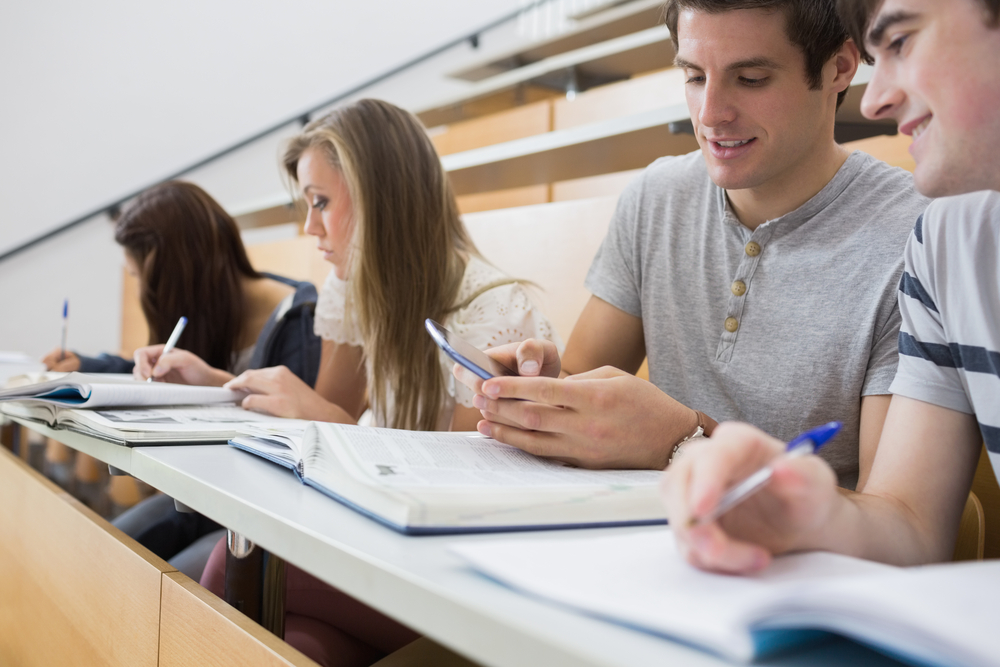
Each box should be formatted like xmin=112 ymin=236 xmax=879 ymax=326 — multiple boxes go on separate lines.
xmin=0 ymin=372 xmax=244 ymax=407
xmin=451 ymin=530 xmax=894 ymax=661
xmin=228 ymin=421 xmax=310 ymax=470
xmin=73 ymin=382 xmax=243 ymax=407
xmin=63 ymin=406 xmax=281 ymax=432
xmin=762 ymin=559 xmax=1000 ymax=667
xmin=316 ymin=423 xmax=660 ymax=489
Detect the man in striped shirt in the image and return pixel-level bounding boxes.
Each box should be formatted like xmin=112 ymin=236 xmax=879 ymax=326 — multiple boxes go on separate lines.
xmin=664 ymin=0 xmax=1000 ymax=572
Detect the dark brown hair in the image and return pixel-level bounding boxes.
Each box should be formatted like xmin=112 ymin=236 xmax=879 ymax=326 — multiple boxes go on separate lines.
xmin=665 ymin=0 xmax=851 ymax=106
xmin=284 ymin=99 xmax=479 ymax=431
xmin=837 ymin=0 xmax=1000 ymax=62
xmin=114 ymin=181 xmax=261 ymax=371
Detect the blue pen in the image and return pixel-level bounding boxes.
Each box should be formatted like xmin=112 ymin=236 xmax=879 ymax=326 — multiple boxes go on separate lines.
xmin=690 ymin=421 xmax=842 ymax=527
xmin=59 ymin=299 xmax=69 ymax=361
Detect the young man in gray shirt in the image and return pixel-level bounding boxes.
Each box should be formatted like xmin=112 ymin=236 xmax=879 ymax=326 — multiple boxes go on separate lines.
xmin=664 ymin=0 xmax=1000 ymax=573
xmin=456 ymin=0 xmax=927 ymax=489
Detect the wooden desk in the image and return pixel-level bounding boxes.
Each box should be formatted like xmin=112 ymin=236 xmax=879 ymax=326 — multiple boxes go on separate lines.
xmin=12 ymin=422 xmax=906 ymax=667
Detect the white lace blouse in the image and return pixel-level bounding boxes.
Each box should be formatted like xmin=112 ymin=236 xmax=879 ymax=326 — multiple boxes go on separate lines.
xmin=314 ymin=256 xmax=562 ymax=429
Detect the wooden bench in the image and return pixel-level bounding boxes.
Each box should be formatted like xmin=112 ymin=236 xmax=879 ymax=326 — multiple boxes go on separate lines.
xmin=0 ymin=446 xmax=320 ymax=666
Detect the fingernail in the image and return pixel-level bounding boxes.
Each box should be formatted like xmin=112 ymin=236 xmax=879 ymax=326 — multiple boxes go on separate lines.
xmin=473 ymin=394 xmax=486 ymax=410
xmin=520 ymin=360 xmax=539 ymax=375
xmin=484 ymin=382 xmax=500 ymax=398
xmin=478 ymin=421 xmax=492 ymax=437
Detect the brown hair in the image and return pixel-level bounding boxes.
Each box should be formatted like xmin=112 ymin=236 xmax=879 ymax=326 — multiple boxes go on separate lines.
xmin=837 ymin=0 xmax=1000 ymax=62
xmin=114 ymin=181 xmax=260 ymax=371
xmin=665 ymin=0 xmax=852 ymax=106
xmin=283 ymin=99 xmax=479 ymax=431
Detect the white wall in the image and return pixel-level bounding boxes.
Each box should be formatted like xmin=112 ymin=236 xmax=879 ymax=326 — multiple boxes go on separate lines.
xmin=0 ymin=0 xmax=598 ymax=359
xmin=0 ymin=0 xmax=530 ymax=257
xmin=0 ymin=215 xmax=122 ymax=359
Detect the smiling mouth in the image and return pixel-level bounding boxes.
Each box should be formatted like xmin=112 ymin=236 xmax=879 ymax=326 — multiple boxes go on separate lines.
xmin=911 ymin=116 xmax=932 ymax=140
xmin=715 ymin=139 xmax=753 ymax=148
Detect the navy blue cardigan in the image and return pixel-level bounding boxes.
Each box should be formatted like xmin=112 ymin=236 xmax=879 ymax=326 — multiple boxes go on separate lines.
xmin=77 ymin=273 xmax=321 ymax=387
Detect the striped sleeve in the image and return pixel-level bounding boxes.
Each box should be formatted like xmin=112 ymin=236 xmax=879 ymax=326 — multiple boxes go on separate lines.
xmin=888 ymin=214 xmax=975 ymax=414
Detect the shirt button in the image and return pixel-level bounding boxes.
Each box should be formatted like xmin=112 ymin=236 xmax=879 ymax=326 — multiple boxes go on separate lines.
xmin=725 ymin=317 xmax=739 ymax=332
xmin=731 ymin=280 xmax=746 ymax=296
xmin=745 ymin=241 xmax=761 ymax=257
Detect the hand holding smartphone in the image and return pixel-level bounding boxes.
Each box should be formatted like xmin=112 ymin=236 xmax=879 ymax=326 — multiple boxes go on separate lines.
xmin=425 ymin=319 xmax=517 ymax=380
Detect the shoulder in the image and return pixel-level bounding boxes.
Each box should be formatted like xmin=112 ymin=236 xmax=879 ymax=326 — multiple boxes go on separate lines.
xmin=313 ymin=269 xmax=362 ymax=344
xmin=922 ymin=190 xmax=1000 ymax=231
xmin=608 ymin=150 xmax=711 ymax=234
xmin=917 ymin=190 xmax=1000 ymax=263
xmin=841 ymin=151 xmax=929 ymax=222
xmin=448 ymin=256 xmax=559 ymax=346
xmin=259 ymin=272 xmax=318 ymax=310
xmin=453 ymin=256 xmax=508 ymax=307
xmin=621 ymin=150 xmax=709 ymax=202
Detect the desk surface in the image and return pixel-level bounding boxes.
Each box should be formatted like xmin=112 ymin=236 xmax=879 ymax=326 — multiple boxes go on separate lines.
xmin=18 ymin=421 xmax=904 ymax=667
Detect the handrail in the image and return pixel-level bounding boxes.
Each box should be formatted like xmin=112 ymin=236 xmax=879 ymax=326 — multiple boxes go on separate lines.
xmin=0 ymin=1 xmax=550 ymax=266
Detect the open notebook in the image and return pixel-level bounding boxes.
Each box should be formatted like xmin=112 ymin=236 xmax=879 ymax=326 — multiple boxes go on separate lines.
xmin=1 ymin=372 xmax=261 ymax=446
xmin=230 ymin=421 xmax=666 ymax=534
xmin=452 ymin=530 xmax=1000 ymax=667
xmin=0 ymin=372 xmax=243 ymax=408
xmin=3 ymin=403 xmax=288 ymax=446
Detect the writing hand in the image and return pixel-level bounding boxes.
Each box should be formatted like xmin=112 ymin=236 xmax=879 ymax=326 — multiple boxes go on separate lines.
xmin=661 ymin=422 xmax=839 ymax=573
xmin=42 ymin=349 xmax=80 ymax=372
xmin=133 ymin=345 xmax=232 ymax=386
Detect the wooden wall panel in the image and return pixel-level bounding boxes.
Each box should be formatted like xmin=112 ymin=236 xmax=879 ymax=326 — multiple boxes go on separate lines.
xmin=844 ymin=134 xmax=916 ymax=172
xmin=432 ymin=100 xmax=553 ymax=157
xmin=0 ymin=448 xmax=167 ymax=667
xmin=463 ymin=196 xmax=619 ymax=342
xmin=456 ymin=184 xmax=551 ymax=215
xmin=419 ymin=86 xmax=559 ymax=129
xmin=972 ymin=446 xmax=1000 ymax=559
xmin=159 ymin=572 xmax=317 ymax=667
xmin=553 ymin=68 xmax=686 ymax=131
xmin=246 ymin=235 xmax=331 ymax=292
xmin=120 ymin=267 xmax=149 ymax=358
xmin=552 ymin=169 xmax=643 ymax=202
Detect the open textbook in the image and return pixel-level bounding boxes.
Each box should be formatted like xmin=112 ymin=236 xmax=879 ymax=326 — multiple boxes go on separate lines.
xmin=0 ymin=372 xmax=244 ymax=408
xmin=452 ymin=530 xmax=1000 ymax=667
xmin=2 ymin=403 xmax=287 ymax=446
xmin=230 ymin=422 xmax=665 ymax=534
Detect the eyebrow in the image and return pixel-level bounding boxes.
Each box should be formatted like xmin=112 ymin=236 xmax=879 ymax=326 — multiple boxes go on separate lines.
xmin=867 ymin=10 xmax=919 ymax=46
xmin=673 ymin=56 xmax=782 ymax=71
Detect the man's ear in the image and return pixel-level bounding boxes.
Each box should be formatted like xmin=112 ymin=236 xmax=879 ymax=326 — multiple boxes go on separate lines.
xmin=830 ymin=39 xmax=862 ymax=95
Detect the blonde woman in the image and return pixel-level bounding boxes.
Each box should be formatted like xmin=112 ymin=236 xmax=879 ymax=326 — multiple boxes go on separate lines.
xmin=201 ymin=99 xmax=559 ymax=667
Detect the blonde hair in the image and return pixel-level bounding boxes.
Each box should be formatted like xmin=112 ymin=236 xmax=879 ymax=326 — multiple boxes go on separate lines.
xmin=284 ymin=99 xmax=479 ymax=431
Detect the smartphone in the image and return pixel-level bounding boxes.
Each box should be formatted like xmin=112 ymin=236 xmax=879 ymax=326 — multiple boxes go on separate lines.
xmin=425 ymin=319 xmax=517 ymax=380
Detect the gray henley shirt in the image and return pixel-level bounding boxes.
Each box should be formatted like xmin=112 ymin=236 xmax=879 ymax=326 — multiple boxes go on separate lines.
xmin=585 ymin=150 xmax=928 ymax=487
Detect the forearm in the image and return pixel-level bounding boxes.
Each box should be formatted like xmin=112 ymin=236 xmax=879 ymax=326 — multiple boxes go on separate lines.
xmin=810 ymin=490 xmax=955 ymax=565
xmin=561 ymin=296 xmax=646 ymax=376
xmin=207 ymin=368 xmax=235 ymax=386
xmin=312 ymin=398 xmax=360 ymax=424
xmin=314 ymin=341 xmax=367 ymax=421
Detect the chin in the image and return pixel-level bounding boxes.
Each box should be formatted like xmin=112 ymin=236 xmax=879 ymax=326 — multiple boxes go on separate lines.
xmin=913 ymin=160 xmax=983 ymax=199
xmin=704 ymin=164 xmax=758 ymax=191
